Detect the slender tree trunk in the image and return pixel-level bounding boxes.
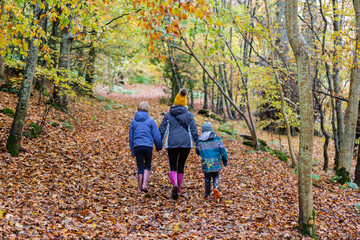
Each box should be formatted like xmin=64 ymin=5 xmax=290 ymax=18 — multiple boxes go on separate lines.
xmin=6 ymin=3 xmax=43 ymax=156
xmin=264 ymin=0 xmax=296 ymax=168
xmin=211 ymin=69 xmax=215 ymax=112
xmin=0 ymin=0 xmax=5 ymax=79
xmin=219 ymin=33 xmax=259 ymax=149
xmin=202 ymin=68 xmax=208 ymax=109
xmin=286 ymin=0 xmax=315 ymax=237
xmin=167 ymin=44 xmax=181 ymax=99
xmin=52 ymin=12 xmax=73 ymax=111
xmin=333 ymin=0 xmax=345 ymax=169
xmin=275 ymin=0 xmax=289 ymax=67
xmin=202 ymin=35 xmax=208 ymax=110
xmin=338 ymin=0 xmax=360 ymax=175
xmin=355 ymin=144 xmax=360 ymax=186
xmin=85 ymin=31 xmax=96 ymax=91
xmin=181 ymin=36 xmax=258 ymax=148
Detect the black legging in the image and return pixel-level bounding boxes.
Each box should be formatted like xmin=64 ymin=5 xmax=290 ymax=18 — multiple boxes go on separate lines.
xmin=167 ymin=148 xmax=191 ymax=174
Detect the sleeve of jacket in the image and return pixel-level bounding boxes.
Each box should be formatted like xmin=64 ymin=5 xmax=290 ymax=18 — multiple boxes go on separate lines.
xmin=218 ymin=137 xmax=228 ymax=166
xmin=129 ymin=120 xmax=135 ymax=156
xmin=159 ymin=114 xmax=168 ymax=141
xmin=188 ymin=112 xmax=199 ymax=145
xmin=151 ymin=119 xmax=162 ymax=150
xmin=195 ymin=146 xmax=200 ymax=155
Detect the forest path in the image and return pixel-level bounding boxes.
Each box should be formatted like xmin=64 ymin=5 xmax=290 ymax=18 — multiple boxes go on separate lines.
xmin=0 ymin=84 xmax=358 ymax=239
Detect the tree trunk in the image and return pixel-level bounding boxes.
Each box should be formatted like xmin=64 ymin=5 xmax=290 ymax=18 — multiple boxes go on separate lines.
xmin=286 ymin=0 xmax=315 ymax=237
xmin=52 ymin=13 xmax=73 ymax=111
xmin=333 ymin=0 xmax=345 ymax=170
xmin=167 ymin=44 xmax=181 ymax=100
xmin=264 ymin=0 xmax=297 ymax=168
xmin=211 ymin=70 xmax=215 ymax=112
xmin=202 ymin=68 xmax=208 ymax=109
xmin=0 ymin=0 xmax=5 ymax=79
xmin=275 ymin=0 xmax=290 ymax=67
xmin=182 ymin=36 xmax=258 ymax=149
xmin=6 ymin=3 xmax=43 ymax=156
xmin=338 ymin=0 xmax=360 ymax=176
xmin=354 ymin=138 xmax=360 ymax=186
xmin=85 ymin=32 xmax=96 ymax=91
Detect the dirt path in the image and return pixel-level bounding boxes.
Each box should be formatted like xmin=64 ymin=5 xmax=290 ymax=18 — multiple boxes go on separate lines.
xmin=0 ymin=85 xmax=359 ymax=239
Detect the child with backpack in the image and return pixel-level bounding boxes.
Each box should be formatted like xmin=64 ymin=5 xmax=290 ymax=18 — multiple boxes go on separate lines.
xmin=196 ymin=122 xmax=228 ymax=200
xmin=129 ymin=102 xmax=162 ymax=194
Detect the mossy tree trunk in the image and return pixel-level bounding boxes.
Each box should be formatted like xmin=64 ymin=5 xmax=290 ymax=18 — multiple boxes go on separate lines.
xmin=52 ymin=10 xmax=73 ymax=111
xmin=6 ymin=3 xmax=44 ymax=156
xmin=286 ymin=0 xmax=315 ymax=237
xmin=264 ymin=0 xmax=297 ymax=168
xmin=332 ymin=0 xmax=345 ymax=170
xmin=338 ymin=0 xmax=360 ymax=177
xmin=85 ymin=31 xmax=96 ymax=91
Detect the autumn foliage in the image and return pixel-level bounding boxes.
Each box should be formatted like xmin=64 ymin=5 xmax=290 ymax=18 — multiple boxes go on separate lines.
xmin=0 ymin=84 xmax=359 ymax=239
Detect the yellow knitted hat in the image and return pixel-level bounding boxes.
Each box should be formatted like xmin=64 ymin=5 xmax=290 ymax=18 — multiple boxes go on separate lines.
xmin=174 ymin=88 xmax=187 ymax=106
xmin=174 ymin=93 xmax=187 ymax=106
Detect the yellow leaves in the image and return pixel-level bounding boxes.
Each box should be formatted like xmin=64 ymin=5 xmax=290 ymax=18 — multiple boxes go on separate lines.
xmin=32 ymin=0 xmax=37 ymax=5
xmin=195 ymin=9 xmax=203 ymax=19
xmin=4 ymin=5 xmax=10 ymax=11
xmin=23 ymin=42 xmax=28 ymax=52
xmin=40 ymin=3 xmax=46 ymax=10
xmin=198 ymin=0 xmax=204 ymax=4
xmin=0 ymin=209 xmax=7 ymax=218
xmin=201 ymin=4 xmax=208 ymax=12
xmin=207 ymin=16 xmax=214 ymax=25
xmin=34 ymin=39 xmax=41 ymax=46
xmin=40 ymin=45 xmax=50 ymax=52
xmin=308 ymin=219 xmax=314 ymax=226
xmin=182 ymin=13 xmax=187 ymax=20
xmin=215 ymin=21 xmax=222 ymax=27
xmin=12 ymin=38 xmax=21 ymax=46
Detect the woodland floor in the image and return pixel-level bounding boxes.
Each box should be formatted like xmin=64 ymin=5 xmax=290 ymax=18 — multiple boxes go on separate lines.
xmin=0 ymin=83 xmax=359 ymax=239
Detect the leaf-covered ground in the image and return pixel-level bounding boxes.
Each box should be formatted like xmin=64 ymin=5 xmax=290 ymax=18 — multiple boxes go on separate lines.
xmin=0 ymin=84 xmax=359 ymax=239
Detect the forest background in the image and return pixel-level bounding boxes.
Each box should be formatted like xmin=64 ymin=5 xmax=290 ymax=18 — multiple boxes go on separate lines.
xmin=0 ymin=0 xmax=360 ymax=238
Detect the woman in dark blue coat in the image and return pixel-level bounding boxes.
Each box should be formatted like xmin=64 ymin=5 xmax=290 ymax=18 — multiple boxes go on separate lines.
xmin=159 ymin=88 xmax=198 ymax=200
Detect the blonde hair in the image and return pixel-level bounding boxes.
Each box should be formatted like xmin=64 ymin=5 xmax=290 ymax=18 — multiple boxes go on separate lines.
xmin=137 ymin=101 xmax=150 ymax=112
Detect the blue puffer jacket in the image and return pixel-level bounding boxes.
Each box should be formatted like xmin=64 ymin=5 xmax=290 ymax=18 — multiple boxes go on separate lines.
xmin=159 ymin=105 xmax=198 ymax=149
xmin=129 ymin=111 xmax=162 ymax=156
xmin=195 ymin=131 xmax=228 ymax=173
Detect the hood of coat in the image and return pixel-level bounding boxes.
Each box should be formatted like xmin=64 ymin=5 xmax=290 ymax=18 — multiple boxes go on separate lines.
xmin=170 ymin=105 xmax=188 ymax=116
xmin=134 ymin=111 xmax=150 ymax=122
xmin=198 ymin=131 xmax=217 ymax=141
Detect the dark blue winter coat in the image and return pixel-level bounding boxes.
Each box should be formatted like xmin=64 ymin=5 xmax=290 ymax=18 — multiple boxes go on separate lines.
xmin=195 ymin=131 xmax=228 ymax=173
xmin=129 ymin=111 xmax=162 ymax=156
xmin=159 ymin=105 xmax=198 ymax=149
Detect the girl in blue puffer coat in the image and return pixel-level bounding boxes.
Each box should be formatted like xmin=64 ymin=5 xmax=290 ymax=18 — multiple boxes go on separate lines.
xmin=196 ymin=122 xmax=228 ymax=201
xmin=129 ymin=102 xmax=162 ymax=194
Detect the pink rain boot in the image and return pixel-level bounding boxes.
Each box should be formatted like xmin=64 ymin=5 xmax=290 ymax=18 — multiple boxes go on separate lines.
xmin=177 ymin=173 xmax=184 ymax=195
xmin=168 ymin=171 xmax=178 ymax=200
xmin=137 ymin=174 xmax=143 ymax=194
xmin=142 ymin=170 xmax=150 ymax=193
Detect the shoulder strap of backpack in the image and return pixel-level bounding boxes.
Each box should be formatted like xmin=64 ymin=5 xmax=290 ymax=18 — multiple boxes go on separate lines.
xmin=169 ymin=114 xmax=188 ymax=131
